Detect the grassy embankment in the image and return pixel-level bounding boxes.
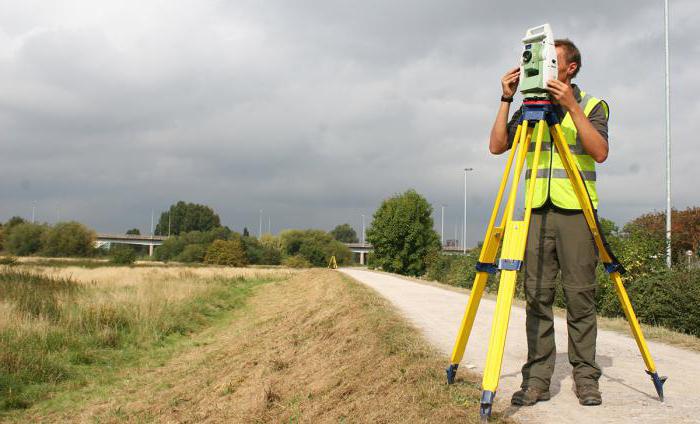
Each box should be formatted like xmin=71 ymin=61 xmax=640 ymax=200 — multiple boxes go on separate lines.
xmin=0 ymin=265 xmax=293 ymax=415
xmin=4 ymin=268 xmax=502 ymax=423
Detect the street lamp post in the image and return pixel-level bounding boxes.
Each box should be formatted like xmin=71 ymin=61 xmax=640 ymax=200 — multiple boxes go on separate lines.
xmin=664 ymin=0 xmax=672 ymax=268
xmin=463 ymin=168 xmax=473 ymax=254
xmin=441 ymin=205 xmax=446 ymax=247
xmin=259 ymin=209 xmax=263 ymax=238
xmin=361 ymin=214 xmax=366 ymax=245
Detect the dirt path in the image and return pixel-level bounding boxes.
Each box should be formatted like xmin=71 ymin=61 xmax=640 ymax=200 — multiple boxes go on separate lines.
xmin=340 ymin=268 xmax=698 ymax=424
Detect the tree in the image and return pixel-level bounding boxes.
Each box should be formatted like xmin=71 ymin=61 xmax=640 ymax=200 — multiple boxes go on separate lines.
xmin=623 ymin=207 xmax=700 ymax=264
xmin=205 ymin=239 xmax=247 ymax=266
xmin=154 ymin=201 xmax=221 ymax=236
xmin=243 ymin=227 xmax=250 ymax=237
xmin=5 ymin=223 xmax=47 ymax=256
xmin=5 ymin=216 xmax=26 ymax=230
xmin=366 ymin=189 xmax=440 ymax=276
xmin=330 ymin=223 xmax=359 ymax=243
xmin=41 ymin=222 xmax=96 ymax=257
xmin=126 ymin=228 xmax=141 ymax=235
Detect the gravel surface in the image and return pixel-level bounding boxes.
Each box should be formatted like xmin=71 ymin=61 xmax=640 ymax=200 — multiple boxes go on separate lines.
xmin=340 ymin=268 xmax=698 ymax=423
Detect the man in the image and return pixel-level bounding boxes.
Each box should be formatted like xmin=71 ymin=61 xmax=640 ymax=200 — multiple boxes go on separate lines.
xmin=488 ymin=39 xmax=609 ymax=406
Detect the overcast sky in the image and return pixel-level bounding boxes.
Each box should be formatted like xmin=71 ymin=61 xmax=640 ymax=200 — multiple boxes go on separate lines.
xmin=0 ymin=0 xmax=697 ymax=245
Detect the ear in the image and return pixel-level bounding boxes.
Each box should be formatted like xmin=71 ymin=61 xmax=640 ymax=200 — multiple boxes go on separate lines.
xmin=567 ymin=62 xmax=578 ymax=77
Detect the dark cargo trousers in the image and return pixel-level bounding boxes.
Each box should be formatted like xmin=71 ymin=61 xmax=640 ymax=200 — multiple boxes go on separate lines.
xmin=520 ymin=207 xmax=602 ymax=391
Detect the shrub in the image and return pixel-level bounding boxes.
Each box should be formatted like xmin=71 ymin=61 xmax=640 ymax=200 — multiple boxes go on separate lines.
xmin=280 ymin=229 xmax=352 ymax=267
xmin=176 ymin=244 xmax=207 ymax=263
xmin=204 ymin=239 xmax=247 ymax=266
xmin=622 ymin=268 xmax=700 ymax=336
xmin=154 ymin=228 xmax=232 ymax=262
xmin=5 ymin=223 xmax=47 ymax=256
xmin=41 ymin=222 xmax=96 ymax=257
xmin=282 ymin=254 xmax=311 ymax=268
xmin=110 ymin=245 xmax=136 ymax=265
xmin=424 ymin=251 xmax=493 ymax=290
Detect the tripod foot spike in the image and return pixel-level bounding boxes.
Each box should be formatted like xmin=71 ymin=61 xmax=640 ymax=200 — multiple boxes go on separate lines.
xmin=646 ymin=370 xmax=667 ymax=402
xmin=479 ymin=390 xmax=495 ymax=421
xmin=446 ymin=364 xmax=458 ymax=384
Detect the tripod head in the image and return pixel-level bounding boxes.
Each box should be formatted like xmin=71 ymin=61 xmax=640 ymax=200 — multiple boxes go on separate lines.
xmin=518 ymin=24 xmax=557 ymax=100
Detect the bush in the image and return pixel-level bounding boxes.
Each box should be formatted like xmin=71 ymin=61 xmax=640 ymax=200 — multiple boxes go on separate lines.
xmin=175 ymin=244 xmax=207 ymax=263
xmin=5 ymin=223 xmax=47 ymax=256
xmin=110 ymin=246 xmax=136 ymax=265
xmin=41 ymin=222 xmax=95 ymax=257
xmin=282 ymin=254 xmax=312 ymax=268
xmin=424 ymin=251 xmax=494 ymax=290
xmin=619 ymin=268 xmax=700 ymax=336
xmin=154 ymin=228 xmax=232 ymax=262
xmin=204 ymin=239 xmax=247 ymax=266
xmin=280 ymin=229 xmax=352 ymax=267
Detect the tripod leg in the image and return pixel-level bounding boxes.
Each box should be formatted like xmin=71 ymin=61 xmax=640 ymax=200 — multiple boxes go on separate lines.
xmin=479 ymin=120 xmax=546 ymax=420
xmin=447 ymin=123 xmax=528 ymax=384
xmin=549 ymin=124 xmax=666 ymax=401
xmin=610 ymin=271 xmax=666 ymax=400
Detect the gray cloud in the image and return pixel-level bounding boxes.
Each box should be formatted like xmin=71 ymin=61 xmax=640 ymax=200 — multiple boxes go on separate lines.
xmin=0 ymin=0 xmax=697 ymax=244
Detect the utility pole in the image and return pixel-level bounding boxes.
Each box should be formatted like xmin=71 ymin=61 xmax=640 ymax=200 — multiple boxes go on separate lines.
xmin=463 ymin=168 xmax=473 ymax=254
xmin=268 ymin=216 xmax=271 ymax=234
xmin=361 ymin=214 xmax=366 ymax=244
xmin=441 ymin=205 xmax=446 ymax=247
xmin=664 ymin=0 xmax=672 ymax=268
xmin=31 ymin=201 xmax=36 ymax=223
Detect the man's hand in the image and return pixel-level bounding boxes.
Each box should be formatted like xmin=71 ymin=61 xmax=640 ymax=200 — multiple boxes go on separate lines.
xmin=501 ymin=67 xmax=520 ymax=98
xmin=546 ymin=79 xmax=578 ymax=111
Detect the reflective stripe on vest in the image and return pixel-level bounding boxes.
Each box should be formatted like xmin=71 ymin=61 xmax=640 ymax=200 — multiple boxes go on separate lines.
xmin=525 ymin=168 xmax=597 ymax=181
xmin=524 ymin=90 xmax=607 ymax=210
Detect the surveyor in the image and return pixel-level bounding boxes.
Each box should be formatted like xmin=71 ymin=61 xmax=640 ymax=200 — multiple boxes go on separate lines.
xmin=488 ymin=39 xmax=609 ymax=406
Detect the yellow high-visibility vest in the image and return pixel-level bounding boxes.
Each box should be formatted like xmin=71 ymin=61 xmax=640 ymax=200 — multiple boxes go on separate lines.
xmin=525 ymin=92 xmax=608 ymax=210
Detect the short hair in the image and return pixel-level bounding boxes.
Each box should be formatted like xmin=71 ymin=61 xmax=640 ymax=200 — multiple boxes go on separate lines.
xmin=555 ymin=38 xmax=582 ymax=78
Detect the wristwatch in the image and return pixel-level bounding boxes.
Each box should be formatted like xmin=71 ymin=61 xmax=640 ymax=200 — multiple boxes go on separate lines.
xmin=501 ymin=95 xmax=513 ymax=103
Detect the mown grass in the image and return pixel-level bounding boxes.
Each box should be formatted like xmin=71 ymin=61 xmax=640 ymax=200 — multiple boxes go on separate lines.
xmin=0 ymin=266 xmax=289 ymax=413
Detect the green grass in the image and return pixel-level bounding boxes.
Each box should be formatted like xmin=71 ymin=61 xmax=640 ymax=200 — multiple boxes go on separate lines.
xmin=0 ymin=267 xmax=281 ymax=414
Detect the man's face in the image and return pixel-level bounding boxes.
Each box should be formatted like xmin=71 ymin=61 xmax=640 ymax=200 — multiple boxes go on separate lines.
xmin=556 ymin=46 xmax=577 ymax=83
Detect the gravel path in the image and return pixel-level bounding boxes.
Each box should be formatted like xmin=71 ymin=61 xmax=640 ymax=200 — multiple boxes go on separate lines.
xmin=340 ymin=268 xmax=698 ymax=423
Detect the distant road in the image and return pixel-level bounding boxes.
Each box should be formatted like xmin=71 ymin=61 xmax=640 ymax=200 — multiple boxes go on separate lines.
xmin=340 ymin=268 xmax=699 ymax=424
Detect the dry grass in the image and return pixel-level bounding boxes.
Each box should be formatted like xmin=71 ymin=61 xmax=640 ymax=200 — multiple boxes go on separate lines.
xmin=0 ymin=265 xmax=294 ymax=413
xmin=11 ymin=269 xmax=506 ymax=423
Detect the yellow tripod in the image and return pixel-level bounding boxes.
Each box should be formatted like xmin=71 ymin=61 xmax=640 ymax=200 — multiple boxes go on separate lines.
xmin=328 ymin=255 xmax=338 ymax=269
xmin=445 ymin=99 xmax=666 ymax=421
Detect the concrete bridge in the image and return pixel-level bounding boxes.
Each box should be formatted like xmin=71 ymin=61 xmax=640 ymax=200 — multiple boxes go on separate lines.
xmin=96 ymin=233 xmax=168 ymax=256
xmin=345 ymin=243 xmax=470 ymax=265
